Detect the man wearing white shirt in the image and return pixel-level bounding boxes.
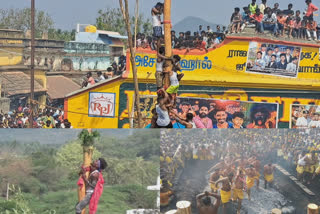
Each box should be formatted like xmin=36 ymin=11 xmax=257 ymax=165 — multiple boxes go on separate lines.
xmin=296 ymin=110 xmax=309 ymax=128
xmin=253 ymin=51 xmax=266 ymax=70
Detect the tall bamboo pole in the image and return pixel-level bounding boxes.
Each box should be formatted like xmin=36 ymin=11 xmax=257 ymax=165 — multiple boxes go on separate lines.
xmin=78 ymin=129 xmax=93 ymax=214
xmin=119 ymin=0 xmax=142 ymax=128
xmin=134 ymin=0 xmax=139 ymax=49
xmin=163 ymin=0 xmax=172 ymax=88
xmin=30 ymin=0 xmax=35 ymax=128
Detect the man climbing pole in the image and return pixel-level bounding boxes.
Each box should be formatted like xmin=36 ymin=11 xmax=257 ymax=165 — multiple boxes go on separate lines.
xmin=76 ymin=158 xmax=107 ymax=214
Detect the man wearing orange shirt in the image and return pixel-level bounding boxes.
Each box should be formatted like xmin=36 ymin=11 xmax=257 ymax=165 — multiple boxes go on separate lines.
xmin=250 ymin=8 xmax=264 ymax=33
xmin=277 ymin=11 xmax=287 ymax=37
xmin=305 ymin=0 xmax=318 ymax=20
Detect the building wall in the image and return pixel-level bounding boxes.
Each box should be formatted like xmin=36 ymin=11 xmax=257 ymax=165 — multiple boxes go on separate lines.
xmin=75 ymin=32 xmax=100 ymax=43
xmin=0 ymin=97 xmax=10 ymax=112
xmin=118 ymin=82 xmax=320 ymax=128
xmin=23 ymin=39 xmax=65 ymax=71
xmin=64 ymin=42 xmax=111 ymax=71
xmin=127 ymin=39 xmax=320 ymax=90
xmin=65 ymin=79 xmax=122 ymax=128
xmin=0 ymin=39 xmax=24 ymax=66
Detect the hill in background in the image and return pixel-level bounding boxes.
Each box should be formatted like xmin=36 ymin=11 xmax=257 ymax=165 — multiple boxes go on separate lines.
xmin=173 ymin=16 xmax=225 ymax=33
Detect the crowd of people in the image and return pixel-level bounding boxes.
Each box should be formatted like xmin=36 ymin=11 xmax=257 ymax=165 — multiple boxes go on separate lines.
xmin=135 ymin=2 xmax=226 ymax=51
xmin=160 ymin=129 xmax=320 ymax=213
xmin=291 ymin=105 xmax=320 ymax=128
xmin=82 ymin=56 xmax=126 ymax=88
xmin=231 ymin=0 xmax=320 ymax=41
xmin=0 ymin=105 xmax=72 ymax=128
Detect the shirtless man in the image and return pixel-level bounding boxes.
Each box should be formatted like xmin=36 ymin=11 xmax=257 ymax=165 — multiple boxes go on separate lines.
xmin=208 ymin=161 xmax=225 ymax=174
xmin=235 ymin=157 xmax=248 ymax=171
xmin=249 ymin=156 xmax=261 ymax=189
xmin=233 ymin=169 xmax=245 ymax=214
xmin=196 ymin=191 xmax=221 ymax=214
xmin=245 ymin=165 xmax=256 ymax=201
xmin=215 ymin=175 xmax=233 ymax=214
xmin=209 ymin=169 xmax=221 ymax=193
xmin=263 ymin=163 xmax=275 ymax=189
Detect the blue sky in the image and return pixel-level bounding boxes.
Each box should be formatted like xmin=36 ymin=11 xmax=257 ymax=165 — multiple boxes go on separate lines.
xmin=2 ymin=0 xmax=316 ymax=30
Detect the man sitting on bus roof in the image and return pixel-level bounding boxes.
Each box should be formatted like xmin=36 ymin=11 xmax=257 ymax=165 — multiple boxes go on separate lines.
xmin=262 ymin=8 xmax=278 ymax=36
xmin=250 ymin=8 xmax=264 ymax=33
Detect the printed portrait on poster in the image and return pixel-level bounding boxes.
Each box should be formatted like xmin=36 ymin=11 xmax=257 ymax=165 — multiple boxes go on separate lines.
xmin=246 ymin=42 xmax=301 ymax=78
xmin=137 ymin=96 xmax=279 ymax=129
xmin=290 ymin=104 xmax=320 ymax=128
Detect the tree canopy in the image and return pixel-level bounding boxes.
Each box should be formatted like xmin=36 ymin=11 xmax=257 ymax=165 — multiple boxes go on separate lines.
xmin=96 ymin=7 xmax=152 ymax=36
xmin=0 ymin=8 xmax=53 ymax=37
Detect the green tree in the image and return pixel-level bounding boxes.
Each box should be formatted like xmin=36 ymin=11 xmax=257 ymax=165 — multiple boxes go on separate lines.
xmin=0 ymin=8 xmax=54 ymax=37
xmin=95 ymin=7 xmax=152 ymax=35
xmin=48 ymin=29 xmax=76 ymax=41
xmin=55 ymin=140 xmax=101 ymax=174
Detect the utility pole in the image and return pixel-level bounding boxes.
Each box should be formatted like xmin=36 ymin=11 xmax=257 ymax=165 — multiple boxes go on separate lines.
xmin=30 ymin=0 xmax=35 ymax=128
xmin=163 ymin=0 xmax=172 ymax=88
xmin=119 ymin=0 xmax=142 ymax=128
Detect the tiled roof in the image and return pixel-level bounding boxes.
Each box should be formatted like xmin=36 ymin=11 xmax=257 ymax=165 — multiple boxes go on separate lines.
xmin=0 ymin=72 xmax=46 ymax=96
xmin=47 ymin=75 xmax=80 ymax=99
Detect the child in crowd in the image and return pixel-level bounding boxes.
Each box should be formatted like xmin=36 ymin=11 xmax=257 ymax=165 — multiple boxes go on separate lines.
xmin=293 ymin=17 xmax=302 ymax=38
xmin=277 ymin=11 xmax=287 ymax=37
xmin=285 ymin=11 xmax=295 ymax=38
xmin=230 ymin=7 xmax=242 ymax=34
xmin=250 ymin=8 xmax=264 ymax=33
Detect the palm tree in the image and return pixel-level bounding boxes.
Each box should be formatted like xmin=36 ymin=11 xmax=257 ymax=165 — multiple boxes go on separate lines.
xmin=77 ymin=129 xmax=100 ymax=214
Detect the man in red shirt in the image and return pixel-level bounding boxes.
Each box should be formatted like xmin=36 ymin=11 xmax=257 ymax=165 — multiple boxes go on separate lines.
xmin=305 ymin=0 xmax=318 ymax=20
xmin=250 ymin=8 xmax=264 ymax=33
xmin=194 ymin=37 xmax=207 ymax=50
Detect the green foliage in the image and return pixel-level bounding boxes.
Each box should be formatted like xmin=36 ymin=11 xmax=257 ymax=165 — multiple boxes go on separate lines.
xmin=0 ymin=185 xmax=35 ymax=214
xmin=96 ymin=7 xmax=152 ymax=36
xmin=48 ymin=29 xmax=76 ymax=41
xmin=55 ymin=140 xmax=101 ymax=174
xmin=115 ymin=185 xmax=158 ymax=209
xmin=105 ymin=157 xmax=159 ymax=186
xmin=0 ymin=8 xmax=54 ymax=37
xmin=25 ymin=184 xmax=157 ymax=214
xmin=78 ymin=129 xmax=100 ymax=147
xmin=126 ymin=130 xmax=160 ymax=160
xmin=95 ymin=130 xmax=160 ymax=160
xmin=0 ymin=130 xmax=160 ymax=213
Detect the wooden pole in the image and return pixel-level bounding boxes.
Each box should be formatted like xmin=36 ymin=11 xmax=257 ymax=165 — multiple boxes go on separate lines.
xmin=30 ymin=0 xmax=35 ymax=128
xmin=119 ymin=0 xmax=142 ymax=128
xmin=78 ymin=129 xmax=93 ymax=214
xmin=307 ymin=204 xmax=319 ymax=214
xmin=163 ymin=0 xmax=172 ymax=88
xmin=134 ymin=0 xmax=139 ymax=49
xmin=6 ymin=182 xmax=9 ymax=201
